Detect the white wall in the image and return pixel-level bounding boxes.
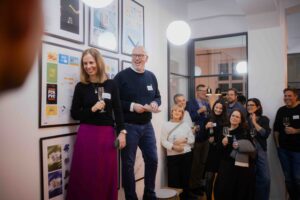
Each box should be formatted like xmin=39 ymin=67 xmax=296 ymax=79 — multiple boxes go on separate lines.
xmin=0 ymin=0 xmax=178 ymax=199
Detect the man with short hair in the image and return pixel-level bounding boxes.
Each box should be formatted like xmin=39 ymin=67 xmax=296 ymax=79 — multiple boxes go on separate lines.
xmin=114 ymin=46 xmax=161 ymax=200
xmin=274 ymin=88 xmax=300 ymax=200
xmin=186 ymin=84 xmax=211 ymax=195
xmin=226 ymin=88 xmax=247 ymax=117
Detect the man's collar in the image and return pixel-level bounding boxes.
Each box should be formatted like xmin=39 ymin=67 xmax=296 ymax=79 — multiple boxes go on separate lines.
xmin=130 ymin=66 xmax=145 ymax=73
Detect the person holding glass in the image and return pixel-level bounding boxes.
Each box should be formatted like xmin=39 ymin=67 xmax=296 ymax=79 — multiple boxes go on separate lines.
xmin=66 ymin=48 xmax=126 ymax=200
xmin=161 ymin=104 xmax=195 ymax=199
xmin=214 ymin=110 xmax=256 ymax=200
xmin=274 ymin=88 xmax=300 ymax=200
xmin=246 ymin=98 xmax=271 ymax=200
xmin=203 ymin=100 xmax=229 ymax=200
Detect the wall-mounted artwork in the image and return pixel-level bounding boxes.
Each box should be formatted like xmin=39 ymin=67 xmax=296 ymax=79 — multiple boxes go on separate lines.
xmin=40 ymin=133 xmax=76 ymax=200
xmin=103 ymin=56 xmax=119 ymax=79
xmin=121 ymin=60 xmax=132 ymax=70
xmin=43 ymin=0 xmax=84 ymax=43
xmin=134 ymin=147 xmax=144 ymax=182
xmin=89 ymin=0 xmax=119 ymax=52
xmin=39 ymin=42 xmax=81 ymax=127
xmin=121 ymin=0 xmax=144 ymax=55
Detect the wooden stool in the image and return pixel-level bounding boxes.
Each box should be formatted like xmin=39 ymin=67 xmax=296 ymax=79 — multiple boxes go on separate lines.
xmin=156 ymin=188 xmax=178 ymax=200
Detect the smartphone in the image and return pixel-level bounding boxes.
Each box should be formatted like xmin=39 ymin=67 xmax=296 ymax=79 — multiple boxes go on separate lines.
xmin=114 ymin=139 xmax=120 ymax=149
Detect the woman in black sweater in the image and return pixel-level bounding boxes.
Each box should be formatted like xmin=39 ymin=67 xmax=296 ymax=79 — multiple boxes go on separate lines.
xmin=214 ymin=109 xmax=255 ymax=200
xmin=247 ymin=98 xmax=271 ymax=200
xmin=203 ymin=100 xmax=229 ymax=200
xmin=66 ymin=48 xmax=126 ymax=200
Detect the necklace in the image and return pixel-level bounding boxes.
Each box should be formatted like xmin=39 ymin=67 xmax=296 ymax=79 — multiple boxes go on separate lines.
xmin=91 ymin=83 xmax=99 ymax=94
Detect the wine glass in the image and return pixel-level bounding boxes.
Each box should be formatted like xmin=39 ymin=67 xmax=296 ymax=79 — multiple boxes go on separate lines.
xmin=250 ymin=128 xmax=256 ymax=138
xmin=97 ymin=87 xmax=106 ymax=113
xmin=283 ymin=117 xmax=290 ymax=127
xmin=223 ymin=126 xmax=231 ymax=137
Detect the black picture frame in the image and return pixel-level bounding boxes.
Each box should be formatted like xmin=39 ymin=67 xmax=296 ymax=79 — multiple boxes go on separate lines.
xmin=121 ymin=60 xmax=132 ymax=70
xmin=121 ymin=0 xmax=145 ymax=56
xmin=43 ymin=0 xmax=85 ymax=44
xmin=102 ymin=55 xmax=120 ymax=79
xmin=39 ymin=42 xmax=82 ymax=128
xmin=40 ymin=133 xmax=77 ymax=200
xmin=88 ymin=0 xmax=120 ymax=53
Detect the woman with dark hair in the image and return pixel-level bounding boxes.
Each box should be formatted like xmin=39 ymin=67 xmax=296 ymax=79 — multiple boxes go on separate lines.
xmin=247 ymin=98 xmax=271 ymax=200
xmin=66 ymin=48 xmax=126 ymax=200
xmin=214 ymin=109 xmax=256 ymax=200
xmin=203 ymin=100 xmax=229 ymax=200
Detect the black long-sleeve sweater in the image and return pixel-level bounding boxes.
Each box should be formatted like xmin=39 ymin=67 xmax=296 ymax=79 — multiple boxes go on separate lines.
xmin=114 ymin=68 xmax=161 ymax=124
xmin=70 ymin=80 xmax=125 ymax=133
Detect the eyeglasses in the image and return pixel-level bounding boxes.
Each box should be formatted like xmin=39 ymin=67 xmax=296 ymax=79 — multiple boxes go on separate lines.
xmin=132 ymin=54 xmax=146 ymax=58
xmin=247 ymin=104 xmax=256 ymax=107
xmin=197 ymin=90 xmax=206 ymax=92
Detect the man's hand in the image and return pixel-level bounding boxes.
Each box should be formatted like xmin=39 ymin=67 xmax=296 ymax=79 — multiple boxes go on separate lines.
xmin=222 ymin=136 xmax=228 ymax=146
xmin=117 ymin=132 xmax=126 ymax=149
xmin=133 ymin=103 xmax=146 ymax=113
xmin=197 ymin=106 xmax=207 ymax=114
xmin=150 ymin=101 xmax=159 ymax=112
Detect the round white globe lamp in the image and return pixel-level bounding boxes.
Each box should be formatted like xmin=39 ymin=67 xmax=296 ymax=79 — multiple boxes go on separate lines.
xmin=236 ymin=61 xmax=247 ymax=74
xmin=81 ymin=0 xmax=113 ymax=8
xmin=166 ymin=20 xmax=191 ymax=45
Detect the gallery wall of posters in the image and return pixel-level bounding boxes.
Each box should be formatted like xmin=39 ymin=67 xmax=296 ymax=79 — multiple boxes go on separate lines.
xmin=89 ymin=0 xmax=119 ymax=52
xmin=39 ymin=42 xmax=81 ymax=127
xmin=122 ymin=0 xmax=145 ymax=55
xmin=43 ymin=0 xmax=84 ymax=43
xmin=40 ymin=133 xmax=76 ymax=200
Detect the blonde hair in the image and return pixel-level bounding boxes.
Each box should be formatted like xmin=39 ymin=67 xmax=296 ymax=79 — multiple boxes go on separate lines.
xmin=80 ymin=48 xmax=107 ymax=84
xmin=170 ymin=104 xmax=184 ymax=121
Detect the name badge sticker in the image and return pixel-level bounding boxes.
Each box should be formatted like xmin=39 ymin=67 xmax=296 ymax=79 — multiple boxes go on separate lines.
xmin=147 ymin=85 xmax=153 ymax=91
xmin=292 ymin=115 xmax=299 ymax=120
xmin=102 ymin=93 xmax=111 ymax=100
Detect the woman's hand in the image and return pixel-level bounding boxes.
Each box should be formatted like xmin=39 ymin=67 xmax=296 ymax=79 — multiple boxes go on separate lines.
xmin=173 ymin=138 xmax=187 ymax=145
xmin=172 ymin=144 xmax=184 ymax=152
xmin=205 ymin=122 xmax=214 ymax=129
xmin=91 ymin=101 xmax=105 ymax=112
xmin=222 ymin=136 xmax=228 ymax=146
xmin=117 ymin=132 xmax=126 ymax=149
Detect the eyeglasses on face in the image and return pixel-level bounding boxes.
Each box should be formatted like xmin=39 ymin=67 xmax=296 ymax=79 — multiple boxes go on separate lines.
xmin=132 ymin=54 xmax=146 ymax=58
xmin=247 ymin=104 xmax=256 ymax=107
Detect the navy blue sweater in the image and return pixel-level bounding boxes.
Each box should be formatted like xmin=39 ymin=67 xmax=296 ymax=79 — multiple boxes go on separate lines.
xmin=114 ymin=68 xmax=161 ymax=124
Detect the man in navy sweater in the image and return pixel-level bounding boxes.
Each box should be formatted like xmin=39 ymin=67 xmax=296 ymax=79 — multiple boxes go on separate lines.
xmin=114 ymin=46 xmax=161 ymax=200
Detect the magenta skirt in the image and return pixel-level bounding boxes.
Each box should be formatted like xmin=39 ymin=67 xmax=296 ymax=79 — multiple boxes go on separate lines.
xmin=66 ymin=124 xmax=117 ymax=200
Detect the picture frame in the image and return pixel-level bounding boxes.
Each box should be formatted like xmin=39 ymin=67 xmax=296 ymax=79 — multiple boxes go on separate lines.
xmin=43 ymin=0 xmax=85 ymax=43
xmin=40 ymin=133 xmax=77 ymax=200
xmin=103 ymin=55 xmax=120 ymax=79
xmin=39 ymin=42 xmax=82 ymax=128
xmin=121 ymin=0 xmax=145 ymax=55
xmin=89 ymin=0 xmax=119 ymax=52
xmin=121 ymin=60 xmax=132 ymax=70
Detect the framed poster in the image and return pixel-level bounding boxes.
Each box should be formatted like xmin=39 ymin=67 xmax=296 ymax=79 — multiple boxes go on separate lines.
xmin=134 ymin=147 xmax=144 ymax=182
xmin=43 ymin=0 xmax=84 ymax=43
xmin=121 ymin=60 xmax=132 ymax=70
xmin=39 ymin=42 xmax=82 ymax=127
xmin=121 ymin=0 xmax=144 ymax=55
xmin=40 ymin=133 xmax=77 ymax=200
xmin=89 ymin=0 xmax=119 ymax=52
xmin=103 ymin=56 xmax=119 ymax=79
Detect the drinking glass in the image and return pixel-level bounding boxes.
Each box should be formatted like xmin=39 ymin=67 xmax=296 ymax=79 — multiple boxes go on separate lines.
xmin=97 ymin=87 xmax=106 ymax=113
xmin=283 ymin=117 xmax=290 ymax=127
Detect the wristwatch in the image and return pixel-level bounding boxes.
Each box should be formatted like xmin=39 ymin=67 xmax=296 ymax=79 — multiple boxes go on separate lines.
xmin=120 ymin=130 xmax=127 ymax=135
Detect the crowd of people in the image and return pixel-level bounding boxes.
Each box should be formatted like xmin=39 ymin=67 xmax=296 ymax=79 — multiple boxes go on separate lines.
xmin=163 ymin=86 xmax=300 ymax=200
